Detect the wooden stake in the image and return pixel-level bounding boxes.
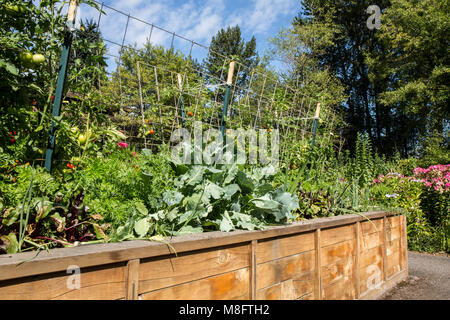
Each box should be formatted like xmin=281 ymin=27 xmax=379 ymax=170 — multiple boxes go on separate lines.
xmin=227 ymin=60 xmax=235 ymax=85
xmin=177 ymin=73 xmax=183 ymax=91
xmin=67 ymin=0 xmax=78 ymax=24
xmin=314 ymin=102 xmax=321 ymax=119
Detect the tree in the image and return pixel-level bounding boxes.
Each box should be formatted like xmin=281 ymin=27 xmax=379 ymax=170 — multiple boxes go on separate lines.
xmin=70 ymin=18 xmax=107 ymax=89
xmin=204 ymin=25 xmax=259 ymax=94
xmin=277 ymin=0 xmax=393 ymax=155
xmin=269 ymin=2 xmax=346 ymax=141
xmin=367 ymin=0 xmax=450 ymax=156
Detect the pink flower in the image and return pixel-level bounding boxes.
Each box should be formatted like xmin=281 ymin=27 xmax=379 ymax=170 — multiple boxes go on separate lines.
xmin=118 ymin=142 xmax=128 ymax=148
xmin=425 ymin=182 xmax=432 ymax=187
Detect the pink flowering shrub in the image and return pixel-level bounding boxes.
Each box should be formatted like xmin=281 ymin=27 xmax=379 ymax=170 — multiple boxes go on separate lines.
xmin=371 ymin=164 xmax=449 ymax=252
xmin=412 ymin=164 xmax=450 ymax=193
xmin=372 ymin=164 xmax=450 ymax=194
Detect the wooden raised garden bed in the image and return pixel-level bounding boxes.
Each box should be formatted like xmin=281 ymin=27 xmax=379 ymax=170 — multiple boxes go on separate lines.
xmin=0 ymin=211 xmax=407 ymax=300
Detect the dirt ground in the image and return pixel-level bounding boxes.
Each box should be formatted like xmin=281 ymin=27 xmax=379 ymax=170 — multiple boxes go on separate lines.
xmin=380 ymin=251 xmax=450 ymax=300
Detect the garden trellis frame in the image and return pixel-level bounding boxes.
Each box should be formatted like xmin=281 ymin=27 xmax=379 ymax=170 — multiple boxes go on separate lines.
xmin=44 ymin=0 xmax=339 ymax=170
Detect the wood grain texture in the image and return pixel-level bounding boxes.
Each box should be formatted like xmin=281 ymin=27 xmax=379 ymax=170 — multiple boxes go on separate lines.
xmin=360 ymin=218 xmax=383 ymax=235
xmin=125 ymin=259 xmax=139 ymax=300
xmin=321 ymin=225 xmax=354 ymax=247
xmin=355 ymin=222 xmax=361 ymax=298
xmin=386 ymin=224 xmax=402 ymax=242
xmin=138 ymin=244 xmax=249 ymax=294
xmin=387 ymin=240 xmax=401 ymax=277
xmin=298 ymin=292 xmax=314 ymax=300
xmin=140 ymin=268 xmax=249 ymax=300
xmin=0 ymin=211 xmax=396 ymax=282
xmin=321 ymin=257 xmax=354 ymax=287
xmin=400 ymin=215 xmax=408 ymax=272
xmin=256 ymin=283 xmax=280 ymax=300
xmin=255 ymin=274 xmax=314 ymax=300
xmin=360 ymin=231 xmax=383 ymax=251
xmin=388 ymin=215 xmax=401 ymax=228
xmin=0 ymin=211 xmax=408 ymax=301
xmin=321 ymin=240 xmax=355 ymax=267
xmin=359 ymin=269 xmax=407 ymax=300
xmin=274 ymin=273 xmax=315 ymax=300
xmin=360 ymin=259 xmax=383 ymax=294
xmin=387 ymin=238 xmax=401 ymax=257
xmin=360 ymin=245 xmax=383 ymax=269
xmin=256 ymin=232 xmax=315 ymax=264
xmin=314 ymin=229 xmax=322 ymax=300
xmin=233 ymin=293 xmax=251 ymax=300
xmin=322 ymin=274 xmax=357 ymax=300
xmin=0 ymin=263 xmax=126 ymax=300
xmin=382 ymin=216 xmax=388 ymax=281
xmin=250 ymin=240 xmax=257 ymax=300
xmin=256 ymin=250 xmax=315 ymax=290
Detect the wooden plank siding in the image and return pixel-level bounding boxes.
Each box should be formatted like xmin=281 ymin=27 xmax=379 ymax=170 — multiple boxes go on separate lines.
xmin=0 ymin=211 xmax=407 ymax=300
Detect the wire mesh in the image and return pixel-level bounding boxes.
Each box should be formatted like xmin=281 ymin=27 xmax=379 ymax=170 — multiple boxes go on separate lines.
xmin=55 ymin=1 xmax=340 ymax=161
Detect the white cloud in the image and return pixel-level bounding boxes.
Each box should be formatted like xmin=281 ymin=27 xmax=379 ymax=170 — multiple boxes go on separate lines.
xmin=77 ymin=0 xmax=298 ymax=66
xmin=243 ymin=0 xmax=297 ymax=34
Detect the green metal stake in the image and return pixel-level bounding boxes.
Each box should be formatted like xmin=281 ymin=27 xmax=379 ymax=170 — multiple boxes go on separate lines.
xmin=220 ymin=61 xmax=235 ymax=138
xmin=45 ymin=0 xmax=78 ymax=172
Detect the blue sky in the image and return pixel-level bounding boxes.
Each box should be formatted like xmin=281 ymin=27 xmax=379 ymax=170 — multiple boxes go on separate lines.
xmin=75 ymin=0 xmax=301 ymax=70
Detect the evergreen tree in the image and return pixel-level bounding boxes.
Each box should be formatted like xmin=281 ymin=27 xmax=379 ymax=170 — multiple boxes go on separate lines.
xmin=367 ymin=0 xmax=450 ymax=156
xmin=204 ymin=25 xmax=259 ymax=95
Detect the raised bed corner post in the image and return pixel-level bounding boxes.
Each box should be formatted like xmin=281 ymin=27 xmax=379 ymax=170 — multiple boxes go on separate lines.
xmin=220 ymin=60 xmax=235 ymax=138
xmin=44 ymin=0 xmax=78 ymax=172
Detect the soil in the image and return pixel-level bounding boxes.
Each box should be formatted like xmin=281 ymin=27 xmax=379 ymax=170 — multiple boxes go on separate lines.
xmin=380 ymin=251 xmax=450 ymax=300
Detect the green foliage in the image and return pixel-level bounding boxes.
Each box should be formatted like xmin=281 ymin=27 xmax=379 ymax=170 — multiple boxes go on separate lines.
xmin=269 ymin=11 xmax=346 ymax=108
xmin=136 ymin=159 xmax=299 ymax=236
xmin=205 ymin=25 xmax=259 ymax=91
xmin=0 ymin=147 xmax=176 ymax=252
xmin=370 ymin=166 xmax=450 ymax=253
xmin=0 ymin=0 xmax=107 ymax=171
xmin=367 ymin=0 xmax=449 ymax=155
xmin=352 ymin=132 xmax=374 ymax=187
xmin=417 ymin=131 xmax=450 ymax=169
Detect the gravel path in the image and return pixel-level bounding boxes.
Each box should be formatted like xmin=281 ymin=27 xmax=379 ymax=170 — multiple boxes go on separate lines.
xmin=381 ymin=251 xmax=450 ymax=300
